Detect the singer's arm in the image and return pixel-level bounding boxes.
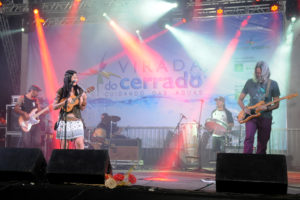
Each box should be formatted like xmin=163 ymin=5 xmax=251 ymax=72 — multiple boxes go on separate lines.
xmin=80 ymin=92 xmax=87 ymax=110
xmin=53 ymin=88 xmax=62 ymax=110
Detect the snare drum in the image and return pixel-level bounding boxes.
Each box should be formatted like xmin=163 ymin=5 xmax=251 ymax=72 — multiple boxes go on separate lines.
xmin=205 ymin=118 xmax=228 ymax=135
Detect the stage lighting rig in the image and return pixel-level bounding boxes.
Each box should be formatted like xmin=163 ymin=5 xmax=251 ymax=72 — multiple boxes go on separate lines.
xmin=270 ymin=1 xmax=279 ymax=12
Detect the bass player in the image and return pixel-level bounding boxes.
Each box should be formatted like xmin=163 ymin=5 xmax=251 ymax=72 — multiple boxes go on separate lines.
xmin=14 ymin=85 xmax=42 ymax=148
xmin=238 ymin=61 xmax=280 ymax=154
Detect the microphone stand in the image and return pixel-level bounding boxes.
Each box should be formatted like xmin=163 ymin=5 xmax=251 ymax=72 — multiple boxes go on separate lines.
xmin=63 ymin=97 xmax=69 ymax=150
xmin=63 ymin=84 xmax=72 ymax=150
xmin=197 ymin=99 xmax=204 ymax=170
xmin=173 ymin=114 xmax=185 ymax=170
xmin=108 ymin=120 xmax=113 ymax=149
xmin=198 ymin=99 xmax=204 ymax=131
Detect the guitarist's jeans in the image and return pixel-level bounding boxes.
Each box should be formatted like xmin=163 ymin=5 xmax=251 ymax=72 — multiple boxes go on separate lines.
xmin=22 ymin=124 xmax=41 ymax=148
xmin=244 ymin=117 xmax=272 ymax=154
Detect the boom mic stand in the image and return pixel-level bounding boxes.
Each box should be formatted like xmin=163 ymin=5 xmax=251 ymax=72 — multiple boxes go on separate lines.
xmin=173 ymin=114 xmax=185 ymax=170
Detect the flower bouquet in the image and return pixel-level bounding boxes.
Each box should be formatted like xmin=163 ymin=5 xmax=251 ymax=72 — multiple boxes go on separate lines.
xmin=104 ymin=168 xmax=137 ymax=189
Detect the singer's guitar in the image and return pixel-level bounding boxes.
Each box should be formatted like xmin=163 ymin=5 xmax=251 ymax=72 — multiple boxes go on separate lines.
xmin=237 ymin=93 xmax=298 ymax=124
xmin=18 ymin=86 xmax=95 ymax=132
xmin=59 ymin=86 xmax=95 ymax=112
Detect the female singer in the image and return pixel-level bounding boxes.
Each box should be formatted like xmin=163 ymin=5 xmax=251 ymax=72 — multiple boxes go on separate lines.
xmin=54 ymin=70 xmax=87 ymax=149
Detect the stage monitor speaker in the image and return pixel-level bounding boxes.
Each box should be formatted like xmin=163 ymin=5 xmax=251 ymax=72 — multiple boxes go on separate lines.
xmin=0 ymin=148 xmax=47 ymax=182
xmin=216 ymin=153 xmax=287 ymax=194
xmin=6 ymin=104 xmax=21 ymax=132
xmin=47 ymin=149 xmax=112 ymax=184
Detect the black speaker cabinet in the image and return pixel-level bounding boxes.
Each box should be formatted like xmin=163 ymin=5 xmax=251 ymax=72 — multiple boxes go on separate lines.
xmin=6 ymin=104 xmax=21 ymax=132
xmin=47 ymin=149 xmax=112 ymax=184
xmin=216 ymin=153 xmax=287 ymax=194
xmin=0 ymin=148 xmax=47 ymax=182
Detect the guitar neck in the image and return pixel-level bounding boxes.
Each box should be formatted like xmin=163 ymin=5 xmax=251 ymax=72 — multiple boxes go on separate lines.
xmin=34 ymin=106 xmax=50 ymax=118
xmin=264 ymin=95 xmax=293 ymax=107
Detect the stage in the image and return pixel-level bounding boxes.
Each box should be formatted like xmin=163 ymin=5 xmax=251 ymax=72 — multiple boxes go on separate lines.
xmin=1 ymin=169 xmax=300 ymax=200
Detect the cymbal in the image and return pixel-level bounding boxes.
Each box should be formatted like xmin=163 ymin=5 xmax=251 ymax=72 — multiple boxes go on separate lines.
xmin=110 ymin=115 xmax=121 ymax=122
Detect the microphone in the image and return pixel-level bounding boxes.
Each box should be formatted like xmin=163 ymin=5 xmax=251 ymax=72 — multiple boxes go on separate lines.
xmin=181 ymin=113 xmax=187 ymax=119
xmin=70 ymin=80 xmax=77 ymax=85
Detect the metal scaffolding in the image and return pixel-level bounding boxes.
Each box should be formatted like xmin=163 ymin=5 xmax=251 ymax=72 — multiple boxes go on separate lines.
xmin=0 ymin=14 xmax=20 ymax=94
xmin=0 ymin=0 xmax=286 ymax=26
xmin=0 ymin=0 xmax=286 ymax=95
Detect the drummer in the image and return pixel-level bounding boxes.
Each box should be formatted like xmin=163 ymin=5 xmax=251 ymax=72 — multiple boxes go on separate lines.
xmin=199 ymin=96 xmax=234 ymax=164
xmin=93 ymin=113 xmax=125 ymax=141
xmin=210 ymin=96 xmax=234 ymax=153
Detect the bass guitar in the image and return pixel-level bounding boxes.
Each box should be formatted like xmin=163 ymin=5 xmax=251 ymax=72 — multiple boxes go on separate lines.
xmin=59 ymin=86 xmax=95 ymax=112
xmin=237 ymin=93 xmax=298 ymax=124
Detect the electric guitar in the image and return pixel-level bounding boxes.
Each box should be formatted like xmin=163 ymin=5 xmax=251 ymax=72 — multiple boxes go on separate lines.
xmin=19 ymin=105 xmax=52 ymax=133
xmin=59 ymin=86 xmax=95 ymax=112
xmin=237 ymin=93 xmax=298 ymax=124
xmin=18 ymin=86 xmax=95 ymax=132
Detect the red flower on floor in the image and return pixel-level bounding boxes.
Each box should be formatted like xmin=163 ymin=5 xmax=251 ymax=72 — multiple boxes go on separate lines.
xmin=105 ymin=174 xmax=110 ymax=180
xmin=128 ymin=173 xmax=136 ymax=184
xmin=113 ymin=173 xmax=125 ymax=181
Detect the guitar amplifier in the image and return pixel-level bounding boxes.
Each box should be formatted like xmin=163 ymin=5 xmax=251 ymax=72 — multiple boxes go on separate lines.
xmin=6 ymin=104 xmax=21 ymax=132
xmin=109 ymin=139 xmax=141 ymax=161
xmin=11 ymin=95 xmax=21 ymax=105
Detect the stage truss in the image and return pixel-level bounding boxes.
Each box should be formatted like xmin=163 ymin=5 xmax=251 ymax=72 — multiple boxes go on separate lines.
xmin=0 ymin=0 xmax=286 ymax=26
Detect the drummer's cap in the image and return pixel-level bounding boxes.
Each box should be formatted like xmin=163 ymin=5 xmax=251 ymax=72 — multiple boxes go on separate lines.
xmin=214 ymin=96 xmax=225 ymax=102
xmin=29 ymin=85 xmax=42 ymax=92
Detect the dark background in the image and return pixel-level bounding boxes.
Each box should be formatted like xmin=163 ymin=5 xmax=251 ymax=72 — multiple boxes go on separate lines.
xmin=0 ymin=15 xmax=22 ymax=116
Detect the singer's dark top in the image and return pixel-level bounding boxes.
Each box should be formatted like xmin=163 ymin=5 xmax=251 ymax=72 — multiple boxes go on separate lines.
xmin=54 ymin=87 xmax=84 ymax=120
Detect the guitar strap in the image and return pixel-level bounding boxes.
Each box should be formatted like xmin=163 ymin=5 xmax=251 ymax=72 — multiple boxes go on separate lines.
xmin=264 ymin=79 xmax=271 ymax=101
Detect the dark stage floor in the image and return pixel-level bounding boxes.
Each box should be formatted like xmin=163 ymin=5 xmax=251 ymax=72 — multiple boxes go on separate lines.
xmin=1 ymin=169 xmax=300 ymax=200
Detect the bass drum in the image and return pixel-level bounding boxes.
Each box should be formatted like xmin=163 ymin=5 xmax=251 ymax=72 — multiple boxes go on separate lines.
xmin=93 ymin=128 xmax=106 ymax=138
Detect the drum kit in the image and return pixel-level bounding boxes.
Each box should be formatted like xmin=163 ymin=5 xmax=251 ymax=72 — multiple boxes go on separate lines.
xmin=84 ymin=115 xmax=122 ymax=150
xmin=204 ymin=118 xmax=243 ymax=147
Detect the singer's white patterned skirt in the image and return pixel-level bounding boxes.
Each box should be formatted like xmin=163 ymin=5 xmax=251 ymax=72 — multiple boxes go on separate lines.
xmin=56 ymin=120 xmax=84 ymax=140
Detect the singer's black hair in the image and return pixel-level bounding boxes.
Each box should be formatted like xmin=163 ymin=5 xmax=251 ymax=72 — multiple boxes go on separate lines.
xmin=60 ymin=69 xmax=81 ymax=99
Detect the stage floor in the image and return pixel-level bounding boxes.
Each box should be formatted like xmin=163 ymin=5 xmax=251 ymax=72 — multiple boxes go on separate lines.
xmin=116 ymin=169 xmax=300 ymax=194
xmin=1 ymin=169 xmax=300 ymax=200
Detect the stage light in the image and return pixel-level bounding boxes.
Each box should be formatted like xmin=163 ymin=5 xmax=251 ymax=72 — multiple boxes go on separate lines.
xmin=136 ymin=30 xmax=140 ymax=34
xmin=33 ymin=9 xmax=39 ymax=14
xmin=109 ymin=20 xmax=116 ymax=26
xmin=291 ymin=17 xmax=296 ymax=23
xmin=103 ymin=13 xmax=107 ymax=17
xmin=0 ymin=1 xmax=3 ymax=7
xmin=270 ymin=2 xmax=279 ymax=12
xmin=171 ymin=3 xmax=178 ymax=8
xmin=181 ymin=18 xmax=187 ymax=23
xmin=217 ymin=7 xmax=224 ymax=15
xmin=80 ymin=16 xmax=86 ymax=22
xmin=21 ymin=28 xmax=25 ymax=32
xmin=165 ymin=24 xmax=171 ymax=29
